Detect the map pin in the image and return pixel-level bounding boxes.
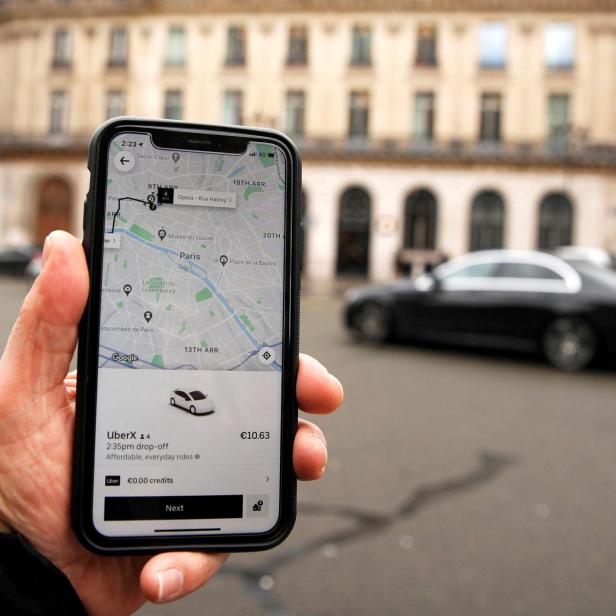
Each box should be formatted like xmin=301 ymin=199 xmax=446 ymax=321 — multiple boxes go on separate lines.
xmin=123 ymin=284 xmax=132 ymax=297
xmin=158 ymin=229 xmax=167 ymax=241
xmin=172 ymin=153 xmax=180 ymax=163
xmin=220 ymin=255 xmax=228 ymax=266
xmin=144 ymin=311 xmax=152 ymax=323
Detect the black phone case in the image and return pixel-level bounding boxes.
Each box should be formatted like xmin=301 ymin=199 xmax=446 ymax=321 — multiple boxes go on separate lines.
xmin=72 ymin=117 xmax=301 ymax=554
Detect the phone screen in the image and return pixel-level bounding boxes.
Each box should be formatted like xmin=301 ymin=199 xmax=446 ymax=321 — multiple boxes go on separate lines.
xmin=92 ymin=131 xmax=287 ymax=537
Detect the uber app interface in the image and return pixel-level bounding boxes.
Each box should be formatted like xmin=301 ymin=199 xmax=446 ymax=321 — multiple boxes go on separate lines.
xmin=93 ymin=132 xmax=286 ymax=537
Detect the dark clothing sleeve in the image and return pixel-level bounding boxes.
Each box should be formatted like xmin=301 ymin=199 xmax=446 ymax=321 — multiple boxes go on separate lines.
xmin=0 ymin=533 xmax=87 ymax=615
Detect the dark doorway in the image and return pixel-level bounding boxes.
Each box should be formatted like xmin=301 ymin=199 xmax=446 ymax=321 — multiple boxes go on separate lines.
xmin=403 ymin=189 xmax=437 ymax=249
xmin=36 ymin=177 xmax=72 ymax=246
xmin=336 ymin=187 xmax=371 ymax=277
xmin=538 ymin=193 xmax=573 ymax=249
xmin=469 ymin=190 xmax=505 ymax=251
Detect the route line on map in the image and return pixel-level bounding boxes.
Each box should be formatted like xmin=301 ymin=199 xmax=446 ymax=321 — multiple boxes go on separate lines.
xmin=110 ymin=196 xmax=151 ymax=233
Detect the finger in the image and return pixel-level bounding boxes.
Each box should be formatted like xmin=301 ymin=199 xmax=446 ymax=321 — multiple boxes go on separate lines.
xmin=140 ymin=552 xmax=229 ymax=603
xmin=0 ymin=231 xmax=88 ymax=407
xmin=296 ymin=354 xmax=343 ymax=414
xmin=294 ymin=418 xmax=327 ymax=480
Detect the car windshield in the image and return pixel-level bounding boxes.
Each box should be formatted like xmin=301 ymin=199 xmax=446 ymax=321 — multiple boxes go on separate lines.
xmin=189 ymin=391 xmax=206 ymax=400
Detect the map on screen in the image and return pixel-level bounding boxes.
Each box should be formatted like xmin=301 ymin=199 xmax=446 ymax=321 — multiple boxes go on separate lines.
xmin=99 ymin=132 xmax=286 ymax=372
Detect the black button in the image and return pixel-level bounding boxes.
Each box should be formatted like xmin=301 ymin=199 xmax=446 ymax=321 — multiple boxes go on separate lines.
xmin=157 ymin=187 xmax=174 ymax=204
xmin=104 ymin=495 xmax=243 ymax=521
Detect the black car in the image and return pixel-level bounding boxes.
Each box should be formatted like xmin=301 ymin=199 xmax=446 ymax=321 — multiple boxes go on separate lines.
xmin=0 ymin=246 xmax=40 ymax=277
xmin=344 ymin=250 xmax=616 ymax=371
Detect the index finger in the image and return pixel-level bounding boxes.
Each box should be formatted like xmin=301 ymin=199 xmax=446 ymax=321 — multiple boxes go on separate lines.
xmin=296 ymin=353 xmax=343 ymax=414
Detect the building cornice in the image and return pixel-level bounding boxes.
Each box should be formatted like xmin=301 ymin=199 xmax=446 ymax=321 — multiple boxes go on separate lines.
xmin=2 ymin=135 xmax=616 ymax=172
xmin=2 ymin=0 xmax=616 ymax=22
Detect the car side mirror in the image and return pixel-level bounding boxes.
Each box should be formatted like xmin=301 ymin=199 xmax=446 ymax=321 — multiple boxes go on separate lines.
xmin=415 ymin=272 xmax=441 ymax=292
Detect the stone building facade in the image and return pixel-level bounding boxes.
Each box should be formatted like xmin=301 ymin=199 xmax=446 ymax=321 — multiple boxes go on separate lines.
xmin=1 ymin=0 xmax=615 ymax=284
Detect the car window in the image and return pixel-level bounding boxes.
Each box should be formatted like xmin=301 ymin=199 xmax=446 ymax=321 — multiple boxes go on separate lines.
xmin=189 ymin=391 xmax=206 ymax=400
xmin=496 ymin=262 xmax=563 ymax=280
xmin=175 ymin=390 xmax=189 ymax=400
xmin=440 ymin=262 xmax=497 ymax=280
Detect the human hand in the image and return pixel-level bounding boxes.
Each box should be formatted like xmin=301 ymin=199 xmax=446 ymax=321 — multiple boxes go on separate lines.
xmin=0 ymin=231 xmax=343 ymax=616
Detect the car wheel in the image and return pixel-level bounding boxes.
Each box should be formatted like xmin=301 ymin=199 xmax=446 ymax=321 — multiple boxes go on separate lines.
xmin=189 ymin=405 xmax=196 ymax=414
xmin=170 ymin=397 xmax=176 ymax=406
xmin=352 ymin=302 xmax=391 ymax=343
xmin=542 ymin=316 xmax=597 ymax=371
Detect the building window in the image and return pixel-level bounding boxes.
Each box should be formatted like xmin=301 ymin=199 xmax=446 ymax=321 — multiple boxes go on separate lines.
xmin=287 ymin=26 xmax=308 ymax=65
xmin=336 ymin=186 xmax=371 ymax=277
xmin=404 ymin=189 xmax=437 ymax=250
xmin=52 ymin=28 xmax=71 ymax=67
xmin=350 ymin=25 xmax=371 ymax=66
xmin=538 ymin=193 xmax=573 ymax=249
xmin=416 ymin=24 xmax=437 ymax=66
xmin=165 ymin=26 xmax=186 ymax=66
xmin=470 ymin=191 xmax=505 ymax=251
xmin=223 ymin=90 xmax=243 ymax=125
xmin=225 ymin=26 xmax=246 ymax=66
xmin=163 ymin=90 xmax=183 ymax=120
xmin=106 ymin=90 xmax=125 ymax=119
xmin=50 ymin=91 xmax=68 ymax=135
xmin=285 ymin=91 xmax=305 ymax=137
xmin=548 ymin=94 xmax=570 ymax=149
xmin=413 ymin=92 xmax=435 ymax=141
xmin=349 ymin=91 xmax=369 ymax=138
xmin=108 ymin=27 xmax=128 ymax=67
xmin=479 ymin=93 xmax=502 ymax=142
xmin=545 ymin=22 xmax=575 ymax=70
xmin=479 ymin=22 xmax=507 ymax=68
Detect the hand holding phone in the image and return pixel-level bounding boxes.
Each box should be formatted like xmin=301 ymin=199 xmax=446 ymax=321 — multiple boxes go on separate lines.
xmin=73 ymin=118 xmax=303 ymax=553
xmin=0 ymin=224 xmax=341 ymax=611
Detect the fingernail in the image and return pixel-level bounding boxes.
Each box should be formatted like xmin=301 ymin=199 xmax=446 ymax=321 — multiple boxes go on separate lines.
xmin=41 ymin=233 xmax=54 ymax=268
xmin=328 ymin=373 xmax=343 ymax=393
xmin=157 ymin=568 xmax=183 ymax=602
xmin=311 ymin=431 xmax=328 ymax=472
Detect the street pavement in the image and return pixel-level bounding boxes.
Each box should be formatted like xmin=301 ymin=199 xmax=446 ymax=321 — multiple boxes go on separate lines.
xmin=2 ymin=277 xmax=616 ymax=615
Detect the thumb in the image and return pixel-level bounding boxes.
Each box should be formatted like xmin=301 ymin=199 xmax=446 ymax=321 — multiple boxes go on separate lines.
xmin=0 ymin=231 xmax=89 ymax=405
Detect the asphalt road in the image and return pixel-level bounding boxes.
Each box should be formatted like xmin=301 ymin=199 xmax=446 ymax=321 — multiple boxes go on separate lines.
xmin=2 ymin=277 xmax=616 ymax=615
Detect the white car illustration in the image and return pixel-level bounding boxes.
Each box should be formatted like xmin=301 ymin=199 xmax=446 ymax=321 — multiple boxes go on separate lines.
xmin=169 ymin=389 xmax=215 ymax=415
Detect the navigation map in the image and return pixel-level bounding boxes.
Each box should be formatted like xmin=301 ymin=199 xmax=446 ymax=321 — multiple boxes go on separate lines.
xmin=99 ymin=132 xmax=286 ymax=372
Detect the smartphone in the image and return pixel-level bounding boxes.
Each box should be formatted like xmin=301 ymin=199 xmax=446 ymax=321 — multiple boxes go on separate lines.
xmin=72 ymin=118 xmax=301 ymax=554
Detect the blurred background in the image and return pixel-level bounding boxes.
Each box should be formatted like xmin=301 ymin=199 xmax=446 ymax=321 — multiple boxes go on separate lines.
xmin=2 ymin=0 xmax=616 ymax=614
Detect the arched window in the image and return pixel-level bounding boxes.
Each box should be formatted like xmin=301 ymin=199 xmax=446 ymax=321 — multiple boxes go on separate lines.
xmin=403 ymin=189 xmax=437 ymax=249
xmin=336 ymin=187 xmax=371 ymax=276
xmin=469 ymin=190 xmax=505 ymax=251
xmin=538 ymin=193 xmax=573 ymax=250
xmin=36 ymin=177 xmax=72 ymax=246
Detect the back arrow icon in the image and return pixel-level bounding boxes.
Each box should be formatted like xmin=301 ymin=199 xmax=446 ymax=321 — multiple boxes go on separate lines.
xmin=120 ymin=156 xmax=129 ymax=165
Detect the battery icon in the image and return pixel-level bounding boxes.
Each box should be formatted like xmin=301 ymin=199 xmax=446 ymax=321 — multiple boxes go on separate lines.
xmin=267 ymin=153 xmax=275 ymax=158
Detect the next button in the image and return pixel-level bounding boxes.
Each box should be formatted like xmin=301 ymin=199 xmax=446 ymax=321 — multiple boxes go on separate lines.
xmin=104 ymin=495 xmax=243 ymax=521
